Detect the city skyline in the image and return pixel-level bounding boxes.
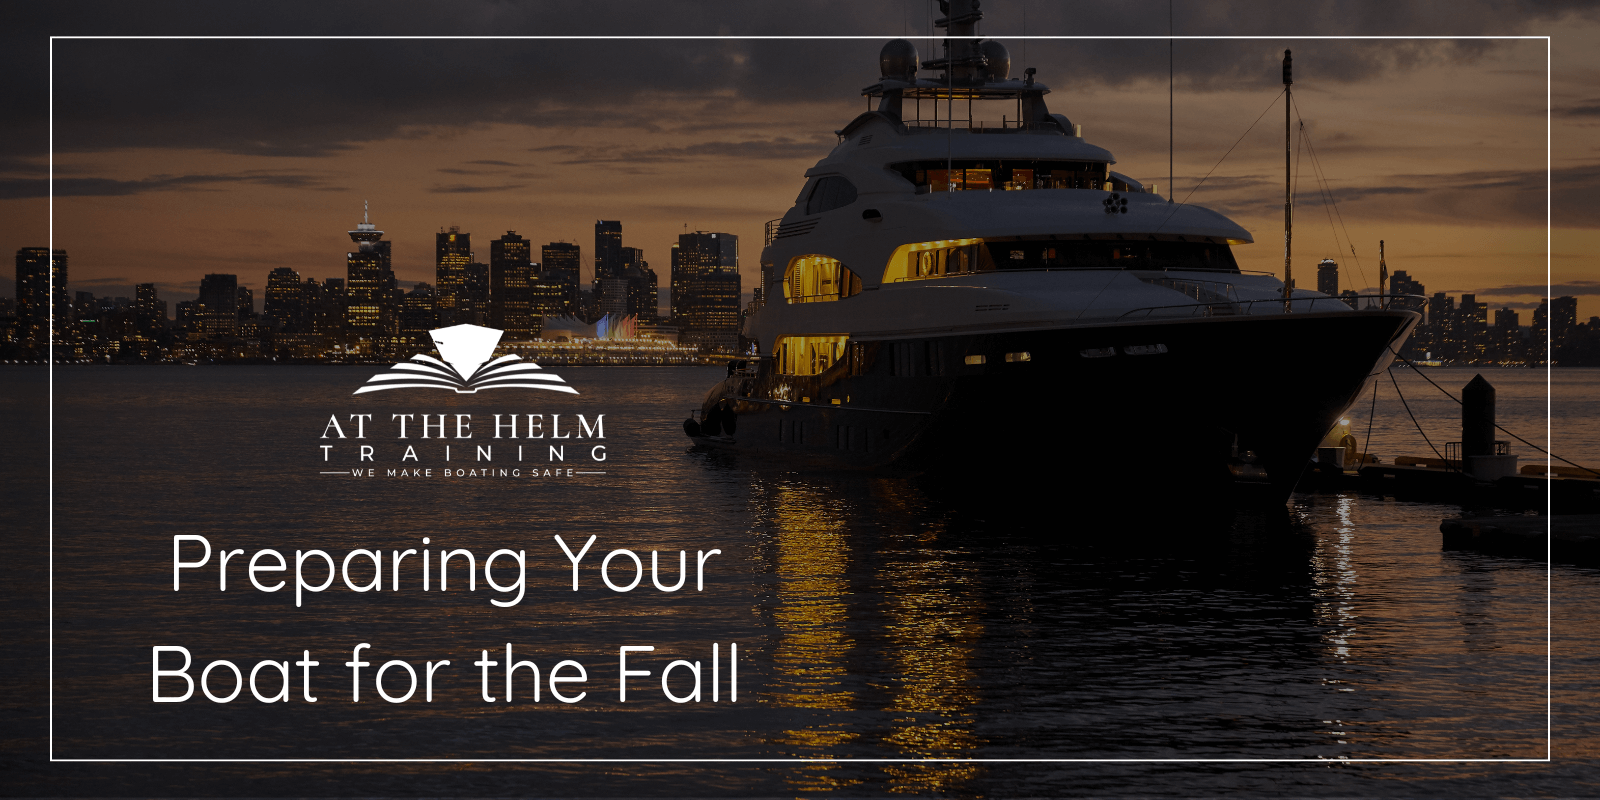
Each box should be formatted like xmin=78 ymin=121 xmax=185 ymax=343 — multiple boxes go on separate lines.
xmin=1 ymin=3 xmax=1596 ymax=322
xmin=21 ymin=236 xmax=1597 ymax=366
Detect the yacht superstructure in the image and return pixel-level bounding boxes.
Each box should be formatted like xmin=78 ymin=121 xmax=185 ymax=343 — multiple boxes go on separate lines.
xmin=686 ymin=1 xmax=1419 ymax=501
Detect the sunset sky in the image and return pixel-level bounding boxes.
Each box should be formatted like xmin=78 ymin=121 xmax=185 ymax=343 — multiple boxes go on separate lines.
xmin=4 ymin=1 xmax=1597 ymax=320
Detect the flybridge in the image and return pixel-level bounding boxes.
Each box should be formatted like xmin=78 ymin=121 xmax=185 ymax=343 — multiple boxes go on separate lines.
xmin=855 ymin=0 xmax=1075 ymax=136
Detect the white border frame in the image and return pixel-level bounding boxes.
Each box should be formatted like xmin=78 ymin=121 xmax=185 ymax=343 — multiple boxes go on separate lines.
xmin=47 ymin=33 xmax=1554 ymax=764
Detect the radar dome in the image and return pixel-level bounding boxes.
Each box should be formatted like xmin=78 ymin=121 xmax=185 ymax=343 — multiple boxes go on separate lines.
xmin=980 ymin=40 xmax=1011 ymax=80
xmin=879 ymin=39 xmax=920 ymax=81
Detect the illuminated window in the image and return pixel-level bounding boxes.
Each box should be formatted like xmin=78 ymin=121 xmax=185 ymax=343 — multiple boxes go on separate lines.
xmin=883 ymin=239 xmax=989 ymax=282
xmin=776 ymin=334 xmax=850 ymax=376
xmin=784 ymin=255 xmax=863 ymax=303
xmin=891 ymin=160 xmax=1114 ymax=192
xmin=1005 ymin=351 xmax=1031 ymax=362
xmin=964 ymin=354 xmax=986 ymax=365
xmin=883 ymin=237 xmax=1242 ymax=282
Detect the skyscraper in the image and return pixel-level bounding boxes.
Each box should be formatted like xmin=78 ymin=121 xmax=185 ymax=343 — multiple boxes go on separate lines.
xmin=540 ymin=242 xmax=582 ymax=318
xmin=14 ymin=247 xmax=67 ymax=348
xmin=435 ymin=227 xmax=471 ymax=326
xmin=264 ymin=267 xmax=304 ymax=331
xmin=197 ymin=273 xmax=239 ymax=337
xmin=670 ymin=231 xmax=741 ymax=352
xmin=594 ymin=220 xmax=622 ymax=282
xmin=1553 ymin=295 xmax=1579 ymax=346
xmin=594 ymin=220 xmax=629 ymax=321
xmin=345 ymin=203 xmax=396 ymax=355
xmin=461 ymin=261 xmax=490 ymax=325
xmin=1458 ymin=293 xmax=1488 ymax=363
xmin=134 ymin=283 xmax=165 ymax=338
xmin=1315 ymin=258 xmax=1338 ymax=297
xmin=1389 ymin=269 xmax=1425 ymax=314
xmin=490 ymin=231 xmax=535 ymax=339
xmin=400 ymin=282 xmax=438 ymax=350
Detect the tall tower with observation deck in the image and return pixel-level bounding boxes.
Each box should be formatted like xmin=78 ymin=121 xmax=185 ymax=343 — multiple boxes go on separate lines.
xmin=345 ymin=201 xmax=396 ymax=357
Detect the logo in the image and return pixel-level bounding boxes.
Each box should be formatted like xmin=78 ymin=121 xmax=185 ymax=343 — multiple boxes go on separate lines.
xmin=353 ymin=324 xmax=578 ymax=395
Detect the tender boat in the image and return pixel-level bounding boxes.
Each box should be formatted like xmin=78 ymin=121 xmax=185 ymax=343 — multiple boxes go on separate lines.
xmin=686 ymin=0 xmax=1419 ymax=502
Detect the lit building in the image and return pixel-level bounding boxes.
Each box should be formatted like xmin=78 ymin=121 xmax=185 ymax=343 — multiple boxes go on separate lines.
xmin=1316 ymin=258 xmax=1338 ymax=297
xmin=134 ymin=283 xmax=165 ymax=338
xmin=461 ymin=261 xmax=490 ymax=325
xmin=175 ymin=301 xmax=201 ymax=336
xmin=344 ymin=204 xmax=397 ymax=355
xmin=264 ymin=267 xmax=304 ymax=331
xmin=670 ymin=231 xmax=741 ymax=352
xmin=435 ymin=227 xmax=471 ymax=326
xmin=1493 ymin=307 xmax=1523 ymax=364
xmin=197 ymin=273 xmax=239 ymax=337
xmin=491 ymin=231 xmax=535 ymax=339
xmin=236 ymin=286 xmax=256 ymax=337
xmin=1458 ymin=293 xmax=1489 ymax=364
xmin=1390 ymin=269 xmax=1425 ymax=313
xmin=400 ymin=282 xmax=438 ymax=350
xmin=540 ymin=242 xmax=582 ymax=318
xmin=1553 ymin=295 xmax=1578 ymax=346
xmin=594 ymin=220 xmax=623 ymax=282
xmin=14 ymin=247 xmax=67 ymax=348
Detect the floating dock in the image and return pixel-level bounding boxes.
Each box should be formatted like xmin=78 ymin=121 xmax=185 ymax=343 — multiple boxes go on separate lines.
xmin=1441 ymin=515 xmax=1600 ymax=566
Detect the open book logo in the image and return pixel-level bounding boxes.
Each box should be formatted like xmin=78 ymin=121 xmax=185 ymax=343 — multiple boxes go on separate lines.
xmin=353 ymin=324 xmax=578 ymax=395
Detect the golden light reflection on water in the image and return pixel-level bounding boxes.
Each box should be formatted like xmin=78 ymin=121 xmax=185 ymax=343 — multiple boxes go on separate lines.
xmin=760 ymin=477 xmax=985 ymax=792
xmin=874 ymin=483 xmax=983 ymax=791
xmin=763 ymin=478 xmax=861 ymax=791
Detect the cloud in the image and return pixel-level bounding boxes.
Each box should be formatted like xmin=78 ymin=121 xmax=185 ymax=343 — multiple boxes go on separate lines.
xmin=0 ymin=171 xmax=343 ymax=199
xmin=7 ymin=1 xmax=1589 ymax=162
xmin=426 ymin=183 xmax=529 ymax=194
xmin=464 ymin=159 xmax=520 ymax=166
xmin=1457 ymin=281 xmax=1600 ymax=297
xmin=1187 ymin=164 xmax=1600 ymax=229
xmin=545 ymin=138 xmax=830 ymax=166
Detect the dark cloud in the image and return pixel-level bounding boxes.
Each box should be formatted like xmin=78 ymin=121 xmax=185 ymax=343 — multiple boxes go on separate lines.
xmin=1559 ymin=101 xmax=1600 ymax=117
xmin=5 ymin=1 xmax=1588 ymax=162
xmin=426 ymin=183 xmax=529 ymax=194
xmin=1186 ymin=164 xmax=1599 ymax=229
xmin=546 ymin=138 xmax=832 ymax=166
xmin=0 ymin=171 xmax=342 ymax=199
xmin=1461 ymin=280 xmax=1600 ymax=297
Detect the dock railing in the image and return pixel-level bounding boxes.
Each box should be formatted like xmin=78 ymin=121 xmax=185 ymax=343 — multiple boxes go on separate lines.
xmin=1117 ymin=293 xmax=1428 ymax=320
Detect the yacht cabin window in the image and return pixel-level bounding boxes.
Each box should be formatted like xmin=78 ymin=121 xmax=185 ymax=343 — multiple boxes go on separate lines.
xmin=785 ymin=255 xmax=864 ymax=303
xmin=882 ymin=237 xmax=1242 ymax=282
xmin=776 ymin=334 xmax=850 ymax=376
xmin=805 ymin=176 xmax=859 ymax=214
xmin=889 ymin=160 xmax=1132 ymax=192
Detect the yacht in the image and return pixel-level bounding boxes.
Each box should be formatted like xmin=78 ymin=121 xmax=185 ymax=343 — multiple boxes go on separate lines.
xmin=685 ymin=1 xmax=1419 ymax=501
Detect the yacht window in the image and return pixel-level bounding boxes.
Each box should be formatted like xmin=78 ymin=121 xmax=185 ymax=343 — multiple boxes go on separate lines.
xmin=882 ymin=237 xmax=1241 ymax=282
xmin=890 ymin=160 xmax=1126 ymax=193
xmin=805 ymin=176 xmax=859 ymax=214
xmin=785 ymin=255 xmax=864 ymax=303
xmin=777 ymin=334 xmax=850 ymax=376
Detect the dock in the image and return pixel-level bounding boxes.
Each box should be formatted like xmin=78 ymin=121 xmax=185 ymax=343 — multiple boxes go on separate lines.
xmin=1440 ymin=515 xmax=1600 ymax=566
xmin=1294 ymin=373 xmax=1599 ymax=562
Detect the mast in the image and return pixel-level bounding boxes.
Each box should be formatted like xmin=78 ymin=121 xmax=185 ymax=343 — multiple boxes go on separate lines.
xmin=1282 ymin=49 xmax=1293 ymax=310
xmin=1379 ymin=239 xmax=1388 ymax=309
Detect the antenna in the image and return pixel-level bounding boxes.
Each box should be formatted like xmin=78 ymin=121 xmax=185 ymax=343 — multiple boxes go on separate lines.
xmin=364 ymin=199 xmax=369 ymax=224
xmin=1169 ymin=0 xmax=1174 ymax=203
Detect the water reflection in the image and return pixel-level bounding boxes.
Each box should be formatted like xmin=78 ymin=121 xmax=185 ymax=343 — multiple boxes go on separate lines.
xmin=36 ymin=367 xmax=1566 ymax=791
